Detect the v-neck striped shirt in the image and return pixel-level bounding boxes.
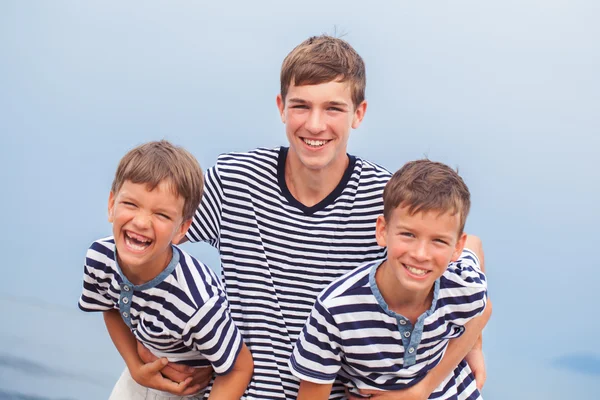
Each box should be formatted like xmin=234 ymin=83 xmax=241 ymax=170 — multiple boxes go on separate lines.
xmin=187 ymin=147 xmax=391 ymax=399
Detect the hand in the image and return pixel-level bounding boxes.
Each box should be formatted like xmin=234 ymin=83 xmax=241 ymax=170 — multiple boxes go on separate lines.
xmin=346 ymin=385 xmax=428 ymax=400
xmin=136 ymin=341 xmax=213 ymax=394
xmin=129 ymin=357 xmax=202 ymax=396
xmin=464 ymin=347 xmax=486 ymax=390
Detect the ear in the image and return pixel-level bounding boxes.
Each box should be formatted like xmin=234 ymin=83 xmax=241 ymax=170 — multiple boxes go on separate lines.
xmin=351 ymin=100 xmax=368 ymax=129
xmin=108 ymin=191 xmax=115 ymax=223
xmin=173 ymin=218 xmax=193 ymax=245
xmin=276 ymin=94 xmax=286 ymax=123
xmin=375 ymin=214 xmax=388 ymax=248
xmin=451 ymin=232 xmax=467 ymax=262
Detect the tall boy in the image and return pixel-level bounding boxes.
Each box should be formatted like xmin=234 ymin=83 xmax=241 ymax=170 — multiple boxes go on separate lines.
xmin=122 ymin=36 xmax=487 ymax=399
xmin=290 ymin=160 xmax=491 ymax=399
xmin=79 ymin=141 xmax=253 ymax=399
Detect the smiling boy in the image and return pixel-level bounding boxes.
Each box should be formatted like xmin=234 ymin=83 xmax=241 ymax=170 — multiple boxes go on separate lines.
xmin=290 ymin=160 xmax=491 ymax=399
xmin=78 ymin=141 xmax=253 ymax=399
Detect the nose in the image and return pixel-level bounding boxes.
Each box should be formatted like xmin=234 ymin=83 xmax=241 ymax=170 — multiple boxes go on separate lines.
xmin=411 ymin=240 xmax=430 ymax=262
xmin=305 ymin=109 xmax=326 ymax=134
xmin=131 ymin=212 xmax=151 ymax=230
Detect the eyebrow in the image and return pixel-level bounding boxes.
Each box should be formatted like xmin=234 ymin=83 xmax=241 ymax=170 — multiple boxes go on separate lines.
xmin=287 ymin=98 xmax=350 ymax=107
xmin=155 ymin=209 xmax=179 ymax=217
xmin=328 ymin=101 xmax=349 ymax=107
xmin=394 ymin=225 xmax=455 ymax=241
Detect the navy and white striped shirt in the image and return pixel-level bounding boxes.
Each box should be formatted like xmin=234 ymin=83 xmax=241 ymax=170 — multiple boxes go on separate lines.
xmin=78 ymin=237 xmax=243 ymax=375
xmin=289 ymin=249 xmax=487 ymax=400
xmin=186 ymin=147 xmax=391 ymax=399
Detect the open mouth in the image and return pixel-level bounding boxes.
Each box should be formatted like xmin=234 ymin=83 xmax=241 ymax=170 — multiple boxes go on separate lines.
xmin=302 ymin=138 xmax=330 ymax=148
xmin=403 ymin=263 xmax=430 ymax=277
xmin=124 ymin=231 xmax=152 ymax=252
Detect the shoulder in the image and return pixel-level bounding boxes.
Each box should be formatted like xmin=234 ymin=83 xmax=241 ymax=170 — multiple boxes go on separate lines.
xmin=353 ymin=156 xmax=392 ymax=178
xmin=172 ymin=246 xmax=224 ymax=302
xmin=86 ymin=237 xmax=116 ymax=264
xmin=215 ymin=147 xmax=280 ymax=169
xmin=210 ymin=147 xmax=281 ymax=185
xmin=350 ymin=156 xmax=392 ymax=195
xmin=442 ymin=249 xmax=487 ymax=290
xmin=318 ymin=261 xmax=375 ymax=307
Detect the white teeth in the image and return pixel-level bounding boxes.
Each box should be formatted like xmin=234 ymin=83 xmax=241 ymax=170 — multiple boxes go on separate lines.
xmin=125 ymin=231 xmax=152 ymax=251
xmin=405 ymin=265 xmax=428 ymax=276
xmin=126 ymin=231 xmax=151 ymax=243
xmin=303 ymin=138 xmax=328 ymax=147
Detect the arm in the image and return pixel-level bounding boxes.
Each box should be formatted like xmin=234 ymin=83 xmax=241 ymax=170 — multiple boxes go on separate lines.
xmin=207 ymin=343 xmax=254 ymax=400
xmin=297 ymin=380 xmax=333 ymax=400
xmin=464 ymin=235 xmax=485 ymax=273
xmin=463 ymin=234 xmax=487 ymax=389
xmin=137 ymin=342 xmax=214 ymax=388
xmin=414 ymin=299 xmax=492 ymax=397
xmin=103 ymin=310 xmax=202 ymax=395
xmin=186 ymin=165 xmax=224 ymax=245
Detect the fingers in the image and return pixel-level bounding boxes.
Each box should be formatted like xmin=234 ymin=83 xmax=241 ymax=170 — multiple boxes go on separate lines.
xmin=166 ymin=361 xmax=196 ymax=374
xmin=189 ymin=365 xmax=214 ymax=386
xmin=158 ymin=364 xmax=212 ymax=394
xmin=142 ymin=357 xmax=168 ymax=374
xmin=171 ymin=377 xmax=203 ymax=396
xmin=156 ymin=376 xmax=194 ymax=396
xmin=137 ymin=341 xmax=158 ymax=363
xmin=161 ymin=364 xmax=195 ymax=382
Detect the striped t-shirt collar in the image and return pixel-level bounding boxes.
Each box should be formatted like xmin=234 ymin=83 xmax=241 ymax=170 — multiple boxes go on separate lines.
xmin=114 ymin=245 xmax=180 ymax=290
xmin=277 ymin=146 xmax=357 ymax=215
xmin=368 ymin=261 xmax=441 ymax=327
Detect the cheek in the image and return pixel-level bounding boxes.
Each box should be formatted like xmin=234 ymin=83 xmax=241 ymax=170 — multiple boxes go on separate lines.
xmin=111 ymin=210 xmax=127 ymax=224
xmin=156 ymin=221 xmax=179 ymax=237
xmin=285 ymin=114 xmax=301 ymax=129
xmin=433 ymin=249 xmax=455 ymax=264
xmin=387 ymin=241 xmax=407 ymax=256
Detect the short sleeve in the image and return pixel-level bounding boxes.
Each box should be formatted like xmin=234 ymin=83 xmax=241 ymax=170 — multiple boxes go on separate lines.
xmin=186 ymin=164 xmax=223 ymax=246
xmin=438 ymin=249 xmax=488 ymax=324
xmin=182 ymin=295 xmax=243 ymax=375
xmin=78 ymin=241 xmax=119 ymax=312
xmin=288 ymin=298 xmax=343 ymax=384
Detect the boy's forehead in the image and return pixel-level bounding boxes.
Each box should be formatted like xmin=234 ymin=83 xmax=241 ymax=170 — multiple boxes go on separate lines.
xmin=391 ymin=205 xmax=462 ymax=232
xmin=117 ymin=180 xmax=183 ymax=205
xmin=286 ymin=80 xmax=353 ymax=104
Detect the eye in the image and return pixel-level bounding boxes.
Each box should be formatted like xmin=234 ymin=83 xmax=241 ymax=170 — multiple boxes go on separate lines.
xmin=157 ymin=213 xmax=171 ymax=220
xmin=327 ymin=106 xmax=344 ymax=112
xmin=400 ymin=232 xmax=415 ymax=238
xmin=433 ymin=238 xmax=449 ymax=246
xmin=122 ymin=201 xmax=137 ymax=207
xmin=291 ymin=104 xmax=308 ymax=109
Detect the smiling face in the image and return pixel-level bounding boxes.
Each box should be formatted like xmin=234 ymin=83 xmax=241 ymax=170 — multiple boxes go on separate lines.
xmin=276 ymin=80 xmax=366 ymax=175
xmin=376 ymin=205 xmax=467 ymax=298
xmin=108 ymin=179 xmax=191 ymax=284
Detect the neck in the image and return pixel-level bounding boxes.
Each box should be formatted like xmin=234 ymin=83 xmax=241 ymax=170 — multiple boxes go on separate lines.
xmin=118 ymin=246 xmax=172 ymax=286
xmin=375 ymin=261 xmax=434 ymax=322
xmin=284 ymin=152 xmax=349 ymax=207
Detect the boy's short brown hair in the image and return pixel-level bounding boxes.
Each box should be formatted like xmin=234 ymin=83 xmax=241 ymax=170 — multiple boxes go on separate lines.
xmin=383 ymin=160 xmax=471 ymax=235
xmin=111 ymin=140 xmax=203 ymax=221
xmin=280 ymin=35 xmax=366 ymax=109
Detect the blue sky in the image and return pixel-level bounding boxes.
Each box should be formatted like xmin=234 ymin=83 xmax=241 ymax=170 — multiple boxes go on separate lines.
xmin=1 ymin=1 xmax=599 ymax=399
